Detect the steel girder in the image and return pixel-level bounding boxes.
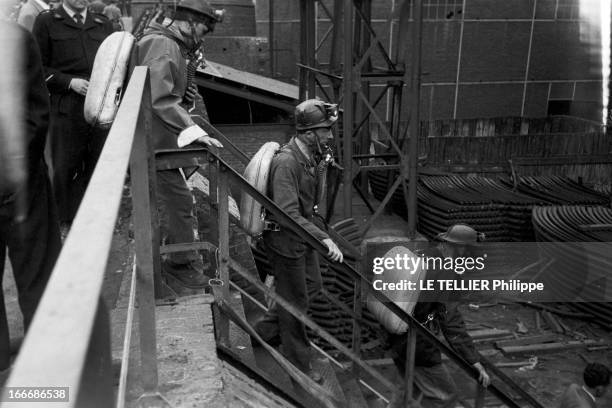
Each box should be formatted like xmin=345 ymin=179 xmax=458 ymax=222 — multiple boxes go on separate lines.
xmin=298 ymin=0 xmax=422 ymax=236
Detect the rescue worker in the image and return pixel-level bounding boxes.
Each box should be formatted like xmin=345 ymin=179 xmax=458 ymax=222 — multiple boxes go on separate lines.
xmin=254 ymin=99 xmax=344 ymax=382
xmin=133 ymin=0 xmax=224 ymax=289
xmin=0 ymin=22 xmax=61 ymax=371
xmin=559 ymin=362 xmax=610 ymax=408
xmin=32 ymin=0 xmax=113 ymax=229
xmin=388 ymin=224 xmax=490 ymax=408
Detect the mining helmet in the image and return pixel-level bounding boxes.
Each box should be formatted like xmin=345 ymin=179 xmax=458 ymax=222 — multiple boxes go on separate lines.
xmin=175 ymin=0 xmax=225 ymax=23
xmin=436 ymin=224 xmax=483 ymax=243
xmin=295 ymin=99 xmax=339 ymax=131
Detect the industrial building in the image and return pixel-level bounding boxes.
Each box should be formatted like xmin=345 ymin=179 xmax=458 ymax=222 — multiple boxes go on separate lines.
xmin=1 ymin=1 xmax=611 ymax=408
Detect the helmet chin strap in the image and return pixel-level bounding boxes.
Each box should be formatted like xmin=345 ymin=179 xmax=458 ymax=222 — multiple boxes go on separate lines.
xmin=307 ymin=130 xmax=332 ymax=164
xmin=186 ymin=18 xmax=202 ymax=53
xmin=296 ymin=131 xmax=320 ymax=159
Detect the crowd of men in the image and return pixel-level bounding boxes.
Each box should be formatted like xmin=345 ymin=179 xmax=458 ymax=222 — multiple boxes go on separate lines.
xmin=0 ymin=0 xmax=611 ymax=407
xmin=0 ymin=0 xmax=224 ymax=374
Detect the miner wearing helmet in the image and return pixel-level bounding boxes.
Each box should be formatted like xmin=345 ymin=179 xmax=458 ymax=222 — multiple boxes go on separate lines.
xmin=254 ymin=99 xmax=343 ymax=382
xmin=387 ymin=224 xmax=490 ymax=407
xmin=133 ymin=0 xmax=223 ymax=291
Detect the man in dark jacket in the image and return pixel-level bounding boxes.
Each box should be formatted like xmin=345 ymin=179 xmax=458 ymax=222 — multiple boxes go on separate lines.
xmin=32 ymin=0 xmax=113 ymax=227
xmin=0 ymin=22 xmax=61 ymax=371
xmin=388 ymin=224 xmax=490 ymax=408
xmin=134 ymin=0 xmax=224 ymax=290
xmin=254 ymin=99 xmax=344 ymax=382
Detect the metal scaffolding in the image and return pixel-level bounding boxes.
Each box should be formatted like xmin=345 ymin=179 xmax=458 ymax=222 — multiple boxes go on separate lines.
xmin=297 ymin=0 xmax=423 ymax=238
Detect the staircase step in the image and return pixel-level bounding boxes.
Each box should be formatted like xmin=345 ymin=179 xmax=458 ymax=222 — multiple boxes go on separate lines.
xmin=333 ymin=368 xmax=369 ymax=408
xmin=227 ymin=292 xmax=257 ymax=367
xmin=311 ymin=357 xmax=346 ymax=406
xmin=190 ymin=171 xmax=267 ymax=325
xmin=215 ymin=308 xmax=315 ymax=408
xmin=252 ymin=346 xmax=329 ymax=408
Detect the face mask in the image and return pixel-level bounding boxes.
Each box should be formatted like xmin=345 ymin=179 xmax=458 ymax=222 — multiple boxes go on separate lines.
xmin=303 ymin=130 xmax=333 ymax=164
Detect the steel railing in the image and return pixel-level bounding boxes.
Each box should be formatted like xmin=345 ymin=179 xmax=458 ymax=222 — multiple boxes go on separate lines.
xmin=154 ymin=145 xmax=545 ymax=408
xmin=1 ymin=63 xmax=546 ymax=408
xmin=1 ymin=66 xmax=168 ymax=408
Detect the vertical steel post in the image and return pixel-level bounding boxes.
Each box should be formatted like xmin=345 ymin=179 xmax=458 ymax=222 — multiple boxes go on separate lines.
xmin=307 ymin=0 xmax=316 ymax=97
xmin=407 ymin=0 xmax=423 ymax=239
xmin=217 ymin=163 xmax=231 ymax=346
xmin=403 ymin=329 xmax=417 ymax=405
xmin=74 ymin=300 xmax=113 ymax=408
xmin=269 ymin=0 xmax=275 ymax=77
xmin=356 ymin=0 xmax=371 ymax=193
xmin=330 ymin=0 xmax=344 ymax=100
xmin=299 ymin=0 xmax=308 ymax=100
xmin=299 ymin=0 xmax=317 ymax=99
xmin=475 ymin=385 xmax=486 ymax=408
xmin=129 ymin=71 xmax=161 ymax=393
xmin=342 ymin=0 xmax=353 ymax=218
xmin=351 ymin=273 xmax=362 ymax=378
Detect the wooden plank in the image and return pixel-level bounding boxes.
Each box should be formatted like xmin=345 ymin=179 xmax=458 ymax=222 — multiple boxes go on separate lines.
xmin=500 ymin=340 xmax=604 ymax=356
xmin=542 ymin=311 xmax=564 ymax=334
xmin=512 ymin=154 xmax=612 ymax=166
xmin=200 ymin=60 xmax=299 ymax=100
xmin=495 ymin=334 xmax=558 ymax=348
xmin=363 ymin=358 xmax=394 ymax=367
xmin=468 ymin=329 xmax=513 ymax=340
xmin=515 ymin=301 xmax=592 ymax=319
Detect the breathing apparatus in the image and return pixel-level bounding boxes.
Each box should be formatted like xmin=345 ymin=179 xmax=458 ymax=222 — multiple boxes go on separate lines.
xmin=173 ymin=0 xmax=225 ymax=55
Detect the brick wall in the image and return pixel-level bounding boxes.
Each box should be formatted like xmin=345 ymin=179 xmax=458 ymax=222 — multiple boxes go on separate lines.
xmin=254 ymin=0 xmax=603 ymax=122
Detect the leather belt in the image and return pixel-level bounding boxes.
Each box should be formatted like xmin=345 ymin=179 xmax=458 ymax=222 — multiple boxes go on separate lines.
xmin=263 ymin=220 xmax=281 ymax=232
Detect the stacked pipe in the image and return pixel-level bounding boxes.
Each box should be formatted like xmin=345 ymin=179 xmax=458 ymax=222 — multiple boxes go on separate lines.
xmin=532 ymin=205 xmax=612 ymax=326
xmin=369 ymin=172 xmax=609 ymax=241
xmin=419 ymin=175 xmax=542 ymax=241
xmin=501 ymin=176 xmax=609 ymax=206
xmin=368 ymin=172 xmax=545 ymax=241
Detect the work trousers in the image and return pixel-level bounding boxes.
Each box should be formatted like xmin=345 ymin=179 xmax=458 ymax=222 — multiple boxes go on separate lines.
xmin=0 ymin=165 xmax=61 ymax=369
xmin=256 ymin=232 xmax=322 ymax=372
xmin=48 ymin=92 xmax=107 ymax=223
xmin=155 ymin=169 xmax=200 ymax=265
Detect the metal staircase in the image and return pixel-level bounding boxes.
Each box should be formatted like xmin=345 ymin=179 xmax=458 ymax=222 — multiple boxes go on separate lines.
xmin=151 ymin=121 xmax=547 ymax=408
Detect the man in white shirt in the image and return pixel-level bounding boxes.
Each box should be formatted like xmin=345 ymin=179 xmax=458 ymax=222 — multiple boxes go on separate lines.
xmin=134 ymin=0 xmax=224 ymax=290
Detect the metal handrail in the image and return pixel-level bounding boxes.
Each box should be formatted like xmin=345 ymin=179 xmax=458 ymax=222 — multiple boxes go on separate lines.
xmin=1 ymin=67 xmax=163 ymax=408
xmin=155 ymin=147 xmax=543 ymax=407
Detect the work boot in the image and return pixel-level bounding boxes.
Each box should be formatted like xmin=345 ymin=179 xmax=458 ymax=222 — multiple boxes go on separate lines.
xmin=162 ymin=260 xmax=209 ymax=289
xmin=252 ymin=314 xmax=281 ymax=347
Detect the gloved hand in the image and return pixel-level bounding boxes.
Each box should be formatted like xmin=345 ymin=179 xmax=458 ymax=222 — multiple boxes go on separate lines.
xmin=322 ymin=238 xmax=343 ymax=263
xmin=183 ymin=84 xmax=198 ymax=104
xmin=196 ymin=134 xmax=224 ymax=148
